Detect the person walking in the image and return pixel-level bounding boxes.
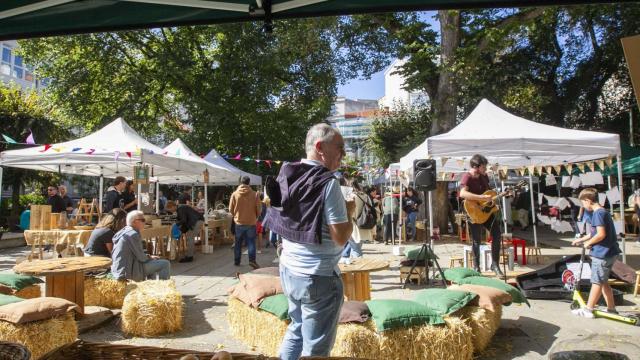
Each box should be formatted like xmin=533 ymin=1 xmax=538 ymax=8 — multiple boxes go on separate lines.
xmin=268 ymin=123 xmax=354 ymax=360
xmin=229 ymin=176 xmax=262 ymax=268
xmin=402 ymin=187 xmax=422 ymax=241
xmin=382 ymin=191 xmax=399 ymax=245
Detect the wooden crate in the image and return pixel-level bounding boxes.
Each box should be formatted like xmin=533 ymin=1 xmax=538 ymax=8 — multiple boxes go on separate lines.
xmin=50 ymin=213 xmax=68 ymax=229
xmin=30 ymin=205 xmax=52 ymax=230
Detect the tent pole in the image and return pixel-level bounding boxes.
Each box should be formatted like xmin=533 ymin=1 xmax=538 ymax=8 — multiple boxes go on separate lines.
xmin=607 ymin=176 xmax=614 ymax=214
xmin=389 ymin=177 xmax=395 ymax=245
xmin=528 ymin=173 xmax=538 ymax=248
xmin=98 ymin=175 xmax=104 ymax=215
xmin=137 ymin=183 xmax=142 ymax=210
xmin=501 ymin=180 xmax=508 ymax=231
xmin=204 ymin=183 xmax=210 ymax=252
xmin=155 ymin=181 xmax=160 ymax=215
xmin=617 ymin=154 xmax=626 ymax=263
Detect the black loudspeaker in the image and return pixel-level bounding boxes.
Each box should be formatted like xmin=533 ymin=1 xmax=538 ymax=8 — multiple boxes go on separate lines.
xmin=414 ymin=159 xmax=437 ymax=191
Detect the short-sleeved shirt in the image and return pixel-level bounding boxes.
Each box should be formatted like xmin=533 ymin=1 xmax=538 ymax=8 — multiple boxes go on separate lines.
xmin=280 ymin=159 xmax=348 ymax=277
xmin=84 ymin=227 xmax=114 ymax=257
xmin=589 ymin=208 xmax=621 ymax=259
xmin=460 ymin=172 xmax=491 ymax=195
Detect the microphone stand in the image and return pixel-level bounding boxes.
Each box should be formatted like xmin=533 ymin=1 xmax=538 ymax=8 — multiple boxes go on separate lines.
xmin=489 ymin=170 xmax=509 ymax=283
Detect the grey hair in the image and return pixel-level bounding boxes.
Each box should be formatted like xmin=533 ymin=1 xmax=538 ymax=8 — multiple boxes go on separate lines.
xmin=305 ymin=123 xmax=340 ymax=155
xmin=126 ymin=210 xmax=144 ymax=226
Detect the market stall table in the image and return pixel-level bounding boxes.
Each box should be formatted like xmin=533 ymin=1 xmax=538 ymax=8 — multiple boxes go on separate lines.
xmin=13 ymin=257 xmax=112 ymax=315
xmin=338 ymin=258 xmax=389 ymax=301
xmin=24 ymin=229 xmax=93 ymax=259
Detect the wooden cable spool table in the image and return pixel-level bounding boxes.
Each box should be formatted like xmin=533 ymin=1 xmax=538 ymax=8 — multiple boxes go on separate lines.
xmin=338 ymin=258 xmax=389 ymax=301
xmin=13 ymin=257 xmax=112 ymax=315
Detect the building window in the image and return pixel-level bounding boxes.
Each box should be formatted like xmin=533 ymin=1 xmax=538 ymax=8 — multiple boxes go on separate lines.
xmin=12 ymin=67 xmax=23 ymax=79
xmin=2 ymin=47 xmax=10 ymax=63
xmin=0 ymin=63 xmax=9 ymax=76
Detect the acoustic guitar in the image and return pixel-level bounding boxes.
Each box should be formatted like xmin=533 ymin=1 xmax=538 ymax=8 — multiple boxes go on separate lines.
xmin=464 ymin=180 xmax=527 ymax=224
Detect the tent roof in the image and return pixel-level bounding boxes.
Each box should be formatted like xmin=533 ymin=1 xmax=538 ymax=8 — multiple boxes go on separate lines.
xmin=203 ymin=149 xmax=261 ymax=185
xmin=0 ymin=0 xmax=619 ymax=41
xmin=143 ymin=138 xmax=238 ymax=184
xmin=0 ymin=117 xmax=169 ymax=178
xmin=400 ymin=99 xmax=621 ymax=172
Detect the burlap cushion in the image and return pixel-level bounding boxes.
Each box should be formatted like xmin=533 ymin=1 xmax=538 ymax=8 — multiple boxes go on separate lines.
xmin=0 ymin=297 xmax=79 ymax=324
xmin=227 ymin=273 xmax=283 ymax=307
xmin=339 ymin=301 xmax=371 ymax=323
xmin=448 ymin=284 xmax=512 ymax=312
xmin=0 ymin=284 xmax=13 ymax=295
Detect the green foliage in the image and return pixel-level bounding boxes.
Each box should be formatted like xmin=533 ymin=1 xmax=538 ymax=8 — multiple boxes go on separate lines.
xmin=18 ymin=192 xmax=46 ymax=207
xmin=366 ymin=102 xmax=431 ymax=168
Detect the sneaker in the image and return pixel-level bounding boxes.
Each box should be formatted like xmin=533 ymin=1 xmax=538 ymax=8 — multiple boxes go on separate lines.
xmin=571 ymin=307 xmax=595 ymax=318
xmin=491 ymin=264 xmax=505 ymax=278
xmin=249 ymin=261 xmax=260 ymax=269
xmin=596 ymin=306 xmax=618 ymax=314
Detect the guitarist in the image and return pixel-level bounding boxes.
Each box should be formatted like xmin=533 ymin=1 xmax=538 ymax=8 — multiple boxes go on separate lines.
xmin=459 ymin=154 xmax=505 ymax=277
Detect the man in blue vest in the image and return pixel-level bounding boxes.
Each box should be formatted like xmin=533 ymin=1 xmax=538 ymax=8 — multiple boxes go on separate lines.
xmin=269 ymin=123 xmax=354 ymax=360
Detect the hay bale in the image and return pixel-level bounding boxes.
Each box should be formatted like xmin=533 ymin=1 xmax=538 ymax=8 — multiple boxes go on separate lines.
xmin=375 ymin=316 xmax=473 ymax=360
xmin=331 ymin=321 xmax=380 ymax=359
xmin=227 ymin=297 xmax=288 ymax=356
xmin=121 ymin=280 xmax=183 ymax=337
xmin=84 ymin=277 xmax=127 ymax=308
xmin=450 ymin=304 xmax=502 ymax=353
xmin=14 ymin=285 xmax=41 ymax=299
xmin=0 ymin=312 xmax=77 ymax=359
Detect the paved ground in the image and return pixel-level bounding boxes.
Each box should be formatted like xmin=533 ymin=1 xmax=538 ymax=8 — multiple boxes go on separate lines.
xmin=1 ymin=227 xmax=639 ymax=359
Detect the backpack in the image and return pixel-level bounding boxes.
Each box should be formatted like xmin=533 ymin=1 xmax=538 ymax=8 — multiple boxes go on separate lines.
xmin=355 ymin=194 xmax=377 ymax=230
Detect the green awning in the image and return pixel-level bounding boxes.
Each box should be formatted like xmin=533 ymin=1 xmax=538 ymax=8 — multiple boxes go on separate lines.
xmin=603 ymin=143 xmax=640 ymax=176
xmin=0 ymin=0 xmax=620 ymax=41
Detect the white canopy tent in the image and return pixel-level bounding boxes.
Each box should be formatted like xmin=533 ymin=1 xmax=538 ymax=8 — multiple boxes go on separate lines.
xmin=399 ymin=99 xmax=626 ymax=261
xmin=203 ymin=149 xmax=262 ymax=186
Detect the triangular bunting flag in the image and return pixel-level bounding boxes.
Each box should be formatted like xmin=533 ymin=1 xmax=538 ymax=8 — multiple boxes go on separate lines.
xmin=554 ymin=165 xmax=562 ymax=174
xmin=441 ymin=157 xmax=449 ymax=167
xmin=275 ymin=160 xmax=282 ymax=164
xmin=86 ymin=149 xmax=95 ymax=155
xmin=588 ymin=162 xmax=595 ymax=172
xmin=597 ymin=160 xmax=605 ymax=170
xmin=39 ymin=144 xmax=52 ymax=152
xmin=546 ymin=166 xmax=553 ymax=174
xmin=233 ymin=154 xmax=242 ymax=160
xmin=199 ymin=154 xmax=204 ymax=158
xmin=114 ymin=151 xmax=120 ymax=161
xmin=606 ymin=157 xmax=613 ymax=167
xmin=243 ymin=157 xmax=251 ymax=161
xmin=527 ymin=165 xmax=535 ymax=175
xmin=456 ymin=159 xmax=464 ymax=167
xmin=2 ymin=134 xmax=17 ymax=144
xmin=536 ymin=166 xmax=544 ymax=174
xmin=72 ymin=147 xmax=81 ymax=152
xmin=265 ymin=160 xmax=272 ymax=168
xmin=52 ymin=147 xmax=62 ymax=152
xmin=125 ymin=152 xmax=132 ymax=158
xmin=25 ymin=131 xmax=35 ymax=144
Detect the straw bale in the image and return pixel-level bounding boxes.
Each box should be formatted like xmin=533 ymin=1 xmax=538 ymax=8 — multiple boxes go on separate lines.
xmin=14 ymin=285 xmax=41 ymax=299
xmin=450 ymin=304 xmax=502 ymax=353
xmin=331 ymin=321 xmax=380 ymax=359
xmin=0 ymin=312 xmax=77 ymax=359
xmin=226 ymin=297 xmax=288 ymax=356
xmin=84 ymin=277 xmax=127 ymax=308
xmin=121 ymin=280 xmax=183 ymax=337
xmin=375 ymin=316 xmax=473 ymax=360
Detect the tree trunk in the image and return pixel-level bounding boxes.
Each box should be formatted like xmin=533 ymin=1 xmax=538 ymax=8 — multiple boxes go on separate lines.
xmin=432 ymin=182 xmax=450 ymax=235
xmin=431 ymin=10 xmax=460 ymax=136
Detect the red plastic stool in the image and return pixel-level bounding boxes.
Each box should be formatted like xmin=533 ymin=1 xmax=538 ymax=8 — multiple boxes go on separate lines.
xmin=511 ymin=237 xmax=527 ymax=265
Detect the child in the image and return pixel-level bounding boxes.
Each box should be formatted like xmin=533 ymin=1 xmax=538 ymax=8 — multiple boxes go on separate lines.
xmin=571 ymin=188 xmax=621 ymax=318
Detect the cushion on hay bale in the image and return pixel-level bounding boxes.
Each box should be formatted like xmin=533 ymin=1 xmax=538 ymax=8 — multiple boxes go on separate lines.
xmin=413 ymin=288 xmax=477 ymax=315
xmin=339 ymin=301 xmax=371 ymax=323
xmin=228 ymin=273 xmax=283 ymax=308
xmin=0 ymin=284 xmax=13 ymax=295
xmin=121 ymin=280 xmax=183 ymax=337
xmin=448 ymin=284 xmax=512 ymax=312
xmin=0 ymin=297 xmax=78 ymax=324
xmin=376 ymin=316 xmax=473 ymax=360
xmin=457 ymin=276 xmax=529 ymax=306
xmin=365 ymin=299 xmax=444 ymax=332
xmin=449 ymin=305 xmax=502 ymax=353
xmin=258 ymin=294 xmax=289 ymax=320
xmin=443 ymin=268 xmax=481 ymax=283
xmin=0 ymin=312 xmax=77 ymax=360
xmin=0 ymin=274 xmax=43 ymax=291
xmin=84 ymin=277 xmax=127 ymax=308
xmin=404 ymin=247 xmax=439 ymax=260
xmin=14 ymin=285 xmax=41 ymax=299
xmin=227 ymin=297 xmax=289 ymax=356
xmin=0 ymin=294 xmax=24 ymax=306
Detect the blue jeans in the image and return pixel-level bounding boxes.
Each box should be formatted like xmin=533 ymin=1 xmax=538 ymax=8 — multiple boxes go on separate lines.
xmin=279 ymin=266 xmax=344 ymax=360
xmin=234 ymin=225 xmax=257 ymax=264
xmin=143 ymin=259 xmax=171 ymax=280
xmin=342 ymin=238 xmax=362 ymax=258
xmin=406 ymin=212 xmax=418 ymax=239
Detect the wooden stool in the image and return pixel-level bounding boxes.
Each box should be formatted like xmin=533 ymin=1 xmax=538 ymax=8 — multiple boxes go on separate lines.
xmin=400 ymin=266 xmax=425 ymax=285
xmin=634 ymin=270 xmax=640 ymax=297
xmin=449 ymin=256 xmax=464 ymax=268
xmin=527 ymin=246 xmax=542 ymax=264
xmin=464 ymin=251 xmax=475 ymax=268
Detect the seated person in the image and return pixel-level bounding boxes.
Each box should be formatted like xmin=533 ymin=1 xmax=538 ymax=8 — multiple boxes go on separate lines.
xmin=83 ymin=208 xmax=127 ymax=257
xmin=176 ymin=198 xmax=205 ymax=263
xmin=111 ymin=210 xmax=171 ymax=281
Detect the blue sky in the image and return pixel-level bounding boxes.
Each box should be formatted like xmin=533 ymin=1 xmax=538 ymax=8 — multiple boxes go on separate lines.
xmin=337 ymin=11 xmax=439 ymax=100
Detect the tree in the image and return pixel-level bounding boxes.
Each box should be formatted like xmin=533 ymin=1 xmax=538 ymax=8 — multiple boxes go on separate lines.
xmin=0 ymin=85 xmax=68 ymax=226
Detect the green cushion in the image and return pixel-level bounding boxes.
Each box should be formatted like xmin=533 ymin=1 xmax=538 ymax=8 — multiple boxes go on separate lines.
xmin=413 ymin=288 xmax=477 ymax=315
xmin=365 ymin=299 xmax=444 ymax=331
xmin=0 ymin=294 xmax=24 ymax=306
xmin=0 ymin=273 xmax=44 ymax=291
xmin=404 ymin=246 xmax=439 ymax=260
xmin=457 ymin=276 xmax=529 ymax=306
xmin=258 ymin=294 xmax=290 ymax=320
xmin=443 ymin=268 xmax=481 ymax=283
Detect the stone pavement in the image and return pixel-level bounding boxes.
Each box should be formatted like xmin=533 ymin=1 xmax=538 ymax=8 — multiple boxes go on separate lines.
xmin=1 ymin=227 xmax=639 ymax=359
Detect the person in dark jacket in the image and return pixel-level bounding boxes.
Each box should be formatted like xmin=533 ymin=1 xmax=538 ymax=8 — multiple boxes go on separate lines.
xmin=402 ymin=187 xmax=422 ymax=241
xmin=58 ymin=185 xmax=74 ymax=213
xmin=46 ymin=185 xmax=66 ymax=213
xmin=176 ymin=198 xmax=204 ymax=263
xmin=121 ymin=180 xmax=137 ymax=212
xmin=83 ymin=208 xmax=126 ymax=257
xmin=104 ymin=176 xmax=126 ymax=213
